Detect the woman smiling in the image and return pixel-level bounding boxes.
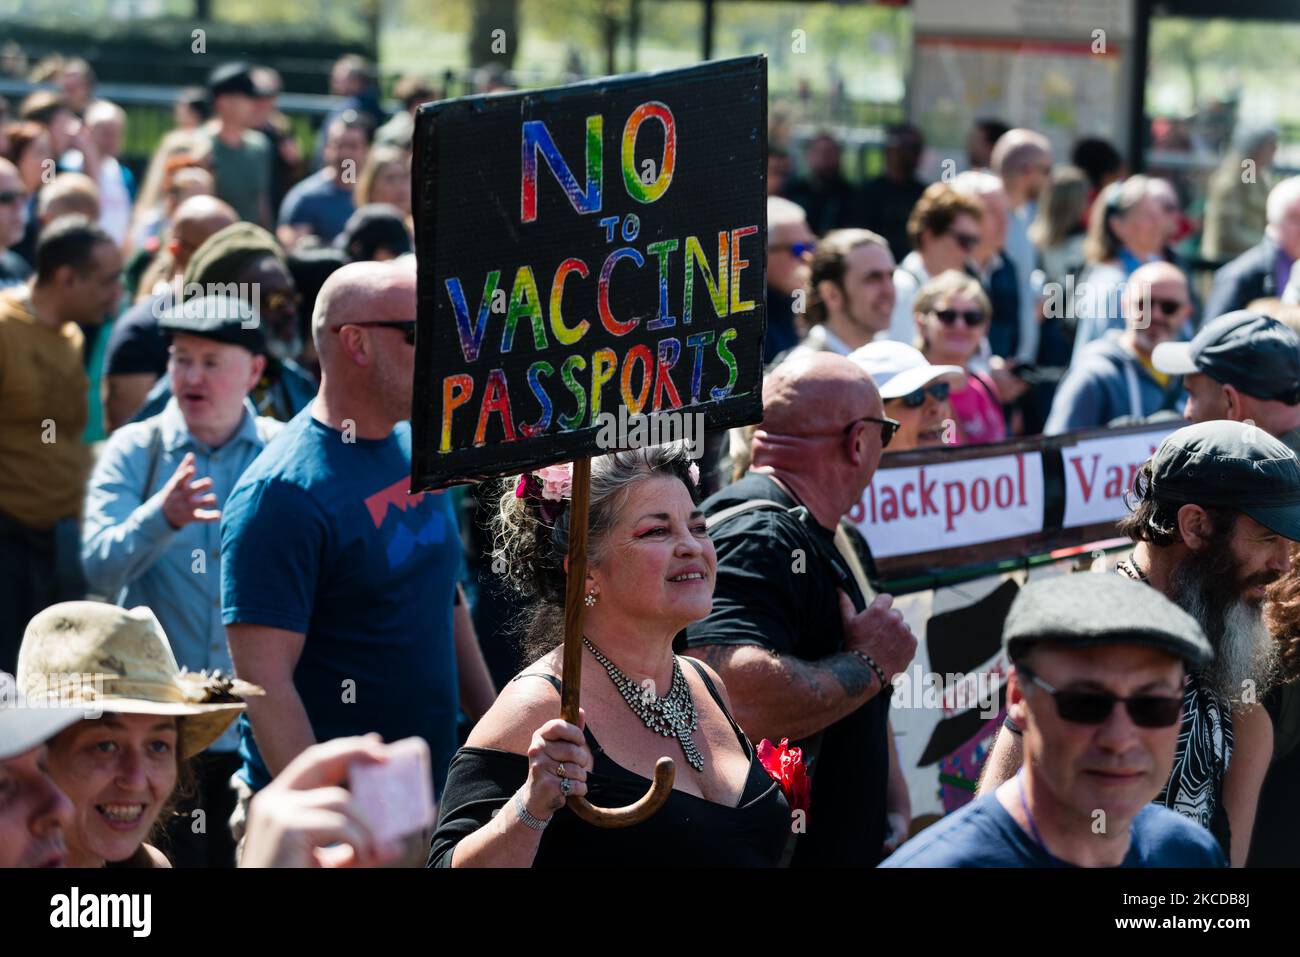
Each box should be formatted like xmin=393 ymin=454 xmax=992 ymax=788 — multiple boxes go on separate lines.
xmin=429 ymin=443 xmax=791 ymax=867
xmin=16 ymin=602 xmax=258 ymax=868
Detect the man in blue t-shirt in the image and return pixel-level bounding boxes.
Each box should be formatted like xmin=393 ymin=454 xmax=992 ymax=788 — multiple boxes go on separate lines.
xmin=221 ymin=261 xmax=496 ymax=813
xmin=882 ymin=574 xmax=1226 ymax=867
xmin=276 ymin=111 xmax=371 ymax=250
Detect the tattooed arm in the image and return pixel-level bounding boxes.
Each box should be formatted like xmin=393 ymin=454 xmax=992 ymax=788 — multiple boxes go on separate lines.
xmin=686 ymin=592 xmax=917 ymax=742
xmin=684 ymin=642 xmax=886 ymax=742
xmin=682 ymin=514 xmax=916 ymax=742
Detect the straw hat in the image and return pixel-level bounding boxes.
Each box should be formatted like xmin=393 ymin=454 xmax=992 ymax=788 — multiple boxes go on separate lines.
xmin=16 ymin=602 xmax=263 ymax=760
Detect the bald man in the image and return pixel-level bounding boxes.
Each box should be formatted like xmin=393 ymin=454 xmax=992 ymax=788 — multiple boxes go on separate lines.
xmin=102 ymin=195 xmax=238 ymax=430
xmin=991 ymin=129 xmax=1053 ymax=365
xmin=1044 ymin=260 xmax=1191 ymax=434
xmin=81 ymin=100 xmax=131 ymax=244
xmin=221 ymin=261 xmax=495 ymax=851
xmin=683 ymin=352 xmax=918 ymax=866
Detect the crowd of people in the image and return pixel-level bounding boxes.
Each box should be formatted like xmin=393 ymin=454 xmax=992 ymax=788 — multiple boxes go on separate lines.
xmin=4 ymin=51 xmax=1300 ymax=871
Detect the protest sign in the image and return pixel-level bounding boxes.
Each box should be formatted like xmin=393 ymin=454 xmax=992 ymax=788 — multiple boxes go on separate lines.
xmin=852 ymin=419 xmax=1178 ymax=585
xmin=410 ymin=57 xmax=768 ymax=491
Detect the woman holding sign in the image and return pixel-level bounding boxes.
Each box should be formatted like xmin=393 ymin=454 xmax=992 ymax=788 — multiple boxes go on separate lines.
xmin=428 ymin=442 xmax=791 ymax=867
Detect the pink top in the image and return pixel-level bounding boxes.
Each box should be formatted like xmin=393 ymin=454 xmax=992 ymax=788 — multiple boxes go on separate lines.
xmin=949 ymin=371 xmax=1006 ymax=446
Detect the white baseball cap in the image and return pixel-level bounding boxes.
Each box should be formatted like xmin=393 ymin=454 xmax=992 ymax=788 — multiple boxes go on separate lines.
xmin=849 ymin=340 xmax=965 ymax=401
xmin=0 ymin=672 xmax=81 ymax=761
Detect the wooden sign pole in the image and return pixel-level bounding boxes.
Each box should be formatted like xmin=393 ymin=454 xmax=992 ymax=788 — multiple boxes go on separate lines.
xmin=560 ymin=456 xmax=675 ymax=827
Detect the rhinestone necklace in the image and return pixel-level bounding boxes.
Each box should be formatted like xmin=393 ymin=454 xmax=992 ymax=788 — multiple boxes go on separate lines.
xmin=583 ymin=638 xmax=704 ymax=771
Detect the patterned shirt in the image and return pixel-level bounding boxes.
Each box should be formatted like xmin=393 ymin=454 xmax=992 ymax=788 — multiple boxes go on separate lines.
xmin=1115 ymin=556 xmax=1234 ymax=851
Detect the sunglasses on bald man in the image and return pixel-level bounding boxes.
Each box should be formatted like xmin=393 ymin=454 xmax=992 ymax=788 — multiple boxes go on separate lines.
xmin=333 ymin=320 xmax=417 ymax=346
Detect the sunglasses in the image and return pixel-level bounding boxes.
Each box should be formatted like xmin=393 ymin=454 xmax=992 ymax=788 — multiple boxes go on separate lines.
xmin=843 ymin=414 xmax=901 ymax=448
xmin=264 ymin=291 xmax=301 ymax=313
xmin=772 ymin=241 xmax=816 ymax=257
xmin=1149 ymin=298 xmax=1186 ymax=317
xmin=335 ymin=320 xmax=417 ymax=346
xmin=934 ymin=308 xmax=987 ymax=327
xmin=951 ymin=232 xmax=981 ymax=252
xmin=1018 ymin=664 xmax=1183 ymax=728
xmin=0 ymin=190 xmax=25 ymax=206
xmin=895 ymin=381 xmax=950 ymax=408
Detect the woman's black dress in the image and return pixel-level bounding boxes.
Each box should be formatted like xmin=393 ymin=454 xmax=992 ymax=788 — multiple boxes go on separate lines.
xmin=428 ymin=659 xmax=791 ymax=867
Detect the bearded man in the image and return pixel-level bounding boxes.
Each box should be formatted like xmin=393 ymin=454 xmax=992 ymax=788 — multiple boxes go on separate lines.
xmin=978 ymin=421 xmax=1299 ymax=865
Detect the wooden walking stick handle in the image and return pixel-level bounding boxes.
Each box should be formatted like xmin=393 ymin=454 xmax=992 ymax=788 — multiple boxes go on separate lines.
xmin=560 ymin=456 xmax=675 ymax=827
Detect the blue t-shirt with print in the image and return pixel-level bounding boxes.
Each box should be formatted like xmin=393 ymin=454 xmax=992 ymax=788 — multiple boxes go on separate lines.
xmin=221 ymin=408 xmax=462 ymax=794
xmin=879 ymin=793 xmax=1226 ymax=868
xmin=277 ymin=169 xmax=355 ymax=244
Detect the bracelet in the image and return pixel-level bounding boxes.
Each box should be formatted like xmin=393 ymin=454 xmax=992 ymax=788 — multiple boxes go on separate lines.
xmin=513 ymin=793 xmax=551 ymax=831
xmin=848 ymin=649 xmax=890 ymax=693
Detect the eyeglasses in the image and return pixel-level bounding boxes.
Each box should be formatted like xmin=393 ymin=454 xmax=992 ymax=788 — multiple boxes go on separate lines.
xmin=950 ymin=232 xmax=981 ymax=251
xmin=1149 ymin=298 xmax=1186 ymax=317
xmin=0 ymin=190 xmax=25 ymax=206
xmin=771 ymin=241 xmax=816 ymax=257
xmin=843 ymin=414 xmax=901 ymax=448
xmin=334 ymin=320 xmax=417 ymax=346
xmin=1017 ymin=664 xmax=1184 ymax=728
xmin=264 ymin=291 xmax=301 ymax=314
xmin=894 ymin=381 xmax=950 ymax=408
xmin=933 ymin=308 xmax=987 ymax=327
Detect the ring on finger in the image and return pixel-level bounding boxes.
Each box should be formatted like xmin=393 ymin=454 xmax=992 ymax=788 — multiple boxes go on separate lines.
xmin=560 ymin=777 xmax=573 ymax=795
xmin=556 ymin=763 xmax=566 ymax=779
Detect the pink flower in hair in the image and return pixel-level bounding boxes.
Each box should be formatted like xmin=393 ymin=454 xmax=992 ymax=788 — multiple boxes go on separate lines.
xmin=535 ymin=463 xmax=573 ymax=502
xmin=688 ymin=462 xmax=701 ymax=486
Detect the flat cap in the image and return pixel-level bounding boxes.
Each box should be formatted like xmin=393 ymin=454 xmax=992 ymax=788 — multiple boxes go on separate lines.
xmin=1145 ymin=419 xmax=1300 ymax=541
xmin=1004 ymin=573 xmax=1211 ymax=668
xmin=1152 ymin=310 xmax=1300 ymax=402
xmin=158 ymin=293 xmax=265 ymax=354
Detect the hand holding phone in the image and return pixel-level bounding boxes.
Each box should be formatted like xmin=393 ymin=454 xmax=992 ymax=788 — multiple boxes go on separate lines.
xmin=348 ymin=736 xmax=437 ymax=845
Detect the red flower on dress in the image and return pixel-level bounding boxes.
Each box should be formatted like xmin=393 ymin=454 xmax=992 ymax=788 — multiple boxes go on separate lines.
xmin=756 ymin=737 xmax=810 ymax=814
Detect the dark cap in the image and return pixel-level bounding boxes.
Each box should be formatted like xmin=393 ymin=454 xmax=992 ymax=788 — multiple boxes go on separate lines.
xmin=1144 ymin=419 xmax=1300 ymax=541
xmin=158 ymin=293 xmax=266 ymax=354
xmin=1152 ymin=310 xmax=1300 ymax=403
xmin=333 ymin=203 xmax=412 ymax=261
xmin=1004 ymin=574 xmax=1211 ymax=668
xmin=208 ymin=62 xmax=257 ymax=99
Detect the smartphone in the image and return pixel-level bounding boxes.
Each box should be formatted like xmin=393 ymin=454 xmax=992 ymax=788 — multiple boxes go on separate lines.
xmin=348 ymin=737 xmax=437 ymax=845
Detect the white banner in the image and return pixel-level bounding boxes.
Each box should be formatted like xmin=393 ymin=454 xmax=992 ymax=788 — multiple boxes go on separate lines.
xmin=851 ymin=452 xmax=1044 ymax=559
xmin=1061 ymin=426 xmax=1177 ymax=528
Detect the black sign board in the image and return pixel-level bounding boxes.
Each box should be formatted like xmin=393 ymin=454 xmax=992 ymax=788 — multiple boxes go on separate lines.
xmin=411 ymin=56 xmax=768 ymax=490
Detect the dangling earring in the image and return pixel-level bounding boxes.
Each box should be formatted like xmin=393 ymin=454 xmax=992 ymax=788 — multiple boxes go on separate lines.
xmin=585 ymin=589 xmax=598 ymax=607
